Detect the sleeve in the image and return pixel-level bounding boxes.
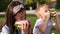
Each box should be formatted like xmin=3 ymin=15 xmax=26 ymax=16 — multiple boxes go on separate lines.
xmin=1 ymin=25 xmax=9 ymax=34
xmin=35 ymin=19 xmax=43 ymax=28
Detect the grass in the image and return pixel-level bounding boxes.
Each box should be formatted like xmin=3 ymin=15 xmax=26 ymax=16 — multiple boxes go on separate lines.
xmin=26 ymin=14 xmax=37 ymax=28
xmin=56 ymin=9 xmax=60 ymax=12
xmin=0 ymin=14 xmax=60 ymax=34
xmin=0 ymin=14 xmax=5 ymax=26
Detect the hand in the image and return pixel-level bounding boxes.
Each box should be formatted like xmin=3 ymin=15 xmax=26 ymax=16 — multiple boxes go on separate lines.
xmin=51 ymin=11 xmax=58 ymax=18
xmin=19 ymin=21 xmax=29 ymax=30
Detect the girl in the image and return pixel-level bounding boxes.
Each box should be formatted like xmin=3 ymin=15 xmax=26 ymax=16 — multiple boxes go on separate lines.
xmin=33 ymin=4 xmax=60 ymax=34
xmin=0 ymin=1 xmax=31 ymax=34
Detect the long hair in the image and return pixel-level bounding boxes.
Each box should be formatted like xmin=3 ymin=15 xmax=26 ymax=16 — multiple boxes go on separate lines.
xmin=0 ymin=1 xmax=25 ymax=34
xmin=7 ymin=1 xmax=25 ymax=34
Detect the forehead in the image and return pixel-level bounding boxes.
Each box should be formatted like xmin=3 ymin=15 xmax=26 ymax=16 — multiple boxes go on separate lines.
xmin=14 ymin=11 xmax=25 ymax=17
xmin=36 ymin=4 xmax=49 ymax=12
xmin=42 ymin=5 xmax=48 ymax=8
xmin=17 ymin=10 xmax=25 ymax=14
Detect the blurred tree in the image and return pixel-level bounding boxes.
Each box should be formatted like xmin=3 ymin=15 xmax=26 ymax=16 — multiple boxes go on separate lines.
xmin=33 ymin=0 xmax=47 ymax=8
xmin=0 ymin=0 xmax=11 ymax=12
xmin=56 ymin=0 xmax=60 ymax=9
xmin=46 ymin=0 xmax=51 ymax=3
xmin=25 ymin=0 xmax=33 ymax=4
xmin=13 ymin=0 xmax=26 ymax=4
xmin=25 ymin=0 xmax=51 ymax=10
xmin=25 ymin=0 xmax=37 ymax=10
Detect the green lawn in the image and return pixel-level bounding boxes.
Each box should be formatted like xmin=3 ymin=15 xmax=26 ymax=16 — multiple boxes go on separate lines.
xmin=56 ymin=9 xmax=60 ymax=12
xmin=0 ymin=14 xmax=5 ymax=26
xmin=0 ymin=14 xmax=60 ymax=34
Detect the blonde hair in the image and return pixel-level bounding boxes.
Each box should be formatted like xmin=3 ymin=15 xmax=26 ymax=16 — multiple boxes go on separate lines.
xmin=36 ymin=4 xmax=48 ymax=13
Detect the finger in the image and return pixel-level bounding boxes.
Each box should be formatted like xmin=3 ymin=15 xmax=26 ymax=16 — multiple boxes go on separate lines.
xmin=21 ymin=23 xmax=24 ymax=30
xmin=24 ymin=23 xmax=26 ymax=29
xmin=53 ymin=14 xmax=57 ymax=16
xmin=52 ymin=12 xmax=57 ymax=16
xmin=51 ymin=11 xmax=57 ymax=14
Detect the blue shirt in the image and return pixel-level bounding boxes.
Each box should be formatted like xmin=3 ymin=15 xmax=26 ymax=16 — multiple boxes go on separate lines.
xmin=33 ymin=19 xmax=55 ymax=34
xmin=0 ymin=25 xmax=21 ymax=34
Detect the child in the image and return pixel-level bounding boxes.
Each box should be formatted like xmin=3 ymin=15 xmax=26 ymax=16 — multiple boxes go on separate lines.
xmin=0 ymin=1 xmax=31 ymax=34
xmin=33 ymin=4 xmax=60 ymax=34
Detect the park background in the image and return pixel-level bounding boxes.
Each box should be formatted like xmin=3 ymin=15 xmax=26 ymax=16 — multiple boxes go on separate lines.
xmin=0 ymin=0 xmax=60 ymax=34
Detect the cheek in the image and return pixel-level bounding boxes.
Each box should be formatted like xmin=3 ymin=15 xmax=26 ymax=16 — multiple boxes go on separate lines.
xmin=15 ymin=16 xmax=20 ymax=20
xmin=15 ymin=14 xmax=22 ymax=20
xmin=37 ymin=11 xmax=43 ymax=16
xmin=40 ymin=12 xmax=45 ymax=16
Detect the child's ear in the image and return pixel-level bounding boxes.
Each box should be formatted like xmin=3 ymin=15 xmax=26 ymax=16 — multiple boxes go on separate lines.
xmin=35 ymin=13 xmax=38 ymax=16
xmin=35 ymin=13 xmax=41 ymax=18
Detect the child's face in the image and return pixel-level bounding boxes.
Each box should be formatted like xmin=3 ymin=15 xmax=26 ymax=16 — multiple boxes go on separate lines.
xmin=37 ymin=5 xmax=50 ymax=19
xmin=15 ymin=10 xmax=26 ymax=21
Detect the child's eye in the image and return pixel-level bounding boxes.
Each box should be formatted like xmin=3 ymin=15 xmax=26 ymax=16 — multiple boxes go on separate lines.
xmin=45 ymin=10 xmax=47 ymax=12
